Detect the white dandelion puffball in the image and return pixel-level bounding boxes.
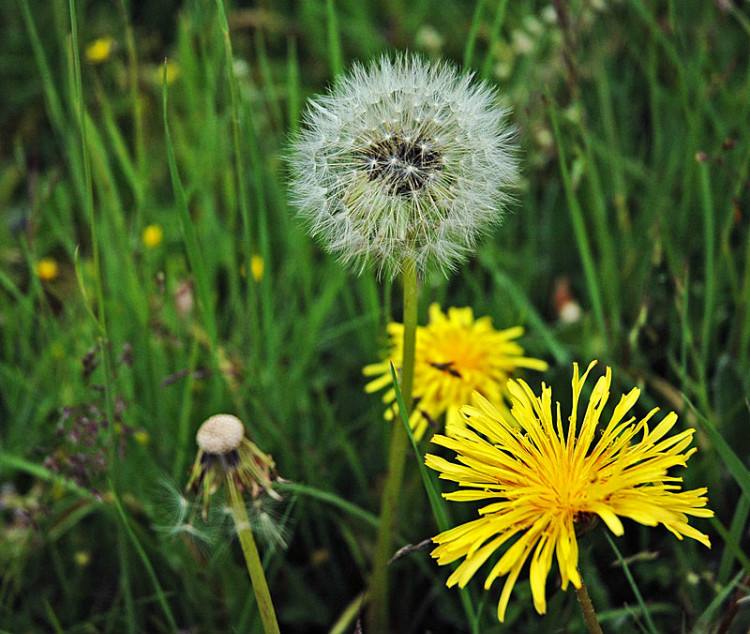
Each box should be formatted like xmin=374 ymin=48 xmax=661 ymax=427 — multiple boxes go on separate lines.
xmin=289 ymin=54 xmax=519 ymax=278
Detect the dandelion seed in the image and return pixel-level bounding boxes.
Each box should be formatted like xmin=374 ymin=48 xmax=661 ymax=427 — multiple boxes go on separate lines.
xmin=427 ymin=361 xmax=713 ymax=623
xmin=35 ymin=258 xmax=59 ymax=282
xmin=289 ymin=54 xmax=518 ymax=278
xmin=364 ymin=304 xmax=547 ymax=439
xmin=142 ymin=224 xmax=164 ymax=249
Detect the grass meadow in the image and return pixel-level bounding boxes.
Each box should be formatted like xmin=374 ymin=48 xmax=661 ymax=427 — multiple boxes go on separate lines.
xmin=1 ymin=0 xmax=750 ymax=632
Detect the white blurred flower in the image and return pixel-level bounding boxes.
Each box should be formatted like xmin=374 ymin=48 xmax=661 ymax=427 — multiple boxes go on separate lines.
xmin=289 ymin=54 xmax=519 ymax=278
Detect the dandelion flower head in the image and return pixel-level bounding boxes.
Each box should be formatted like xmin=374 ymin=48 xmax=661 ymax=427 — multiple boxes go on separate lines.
xmin=364 ymin=304 xmax=547 ymax=439
xmin=289 ymin=54 xmax=519 ymax=278
xmin=427 ymin=361 xmax=713 ymax=622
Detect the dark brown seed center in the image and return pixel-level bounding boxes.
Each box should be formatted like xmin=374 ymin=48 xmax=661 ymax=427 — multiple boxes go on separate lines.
xmin=357 ymin=133 xmax=442 ymax=195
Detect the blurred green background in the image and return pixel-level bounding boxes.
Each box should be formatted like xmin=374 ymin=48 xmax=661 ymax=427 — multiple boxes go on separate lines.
xmin=1 ymin=0 xmax=749 ymax=632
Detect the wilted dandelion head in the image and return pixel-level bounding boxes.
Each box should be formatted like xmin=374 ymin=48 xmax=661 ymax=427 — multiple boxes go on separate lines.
xmin=289 ymin=54 xmax=519 ymax=278
xmin=187 ymin=414 xmax=280 ymax=518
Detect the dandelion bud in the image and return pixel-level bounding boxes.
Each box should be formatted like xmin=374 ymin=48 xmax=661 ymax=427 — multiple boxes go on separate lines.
xmin=289 ymin=54 xmax=519 ymax=278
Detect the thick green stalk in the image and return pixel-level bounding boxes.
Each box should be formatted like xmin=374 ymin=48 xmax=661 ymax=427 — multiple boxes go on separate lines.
xmin=227 ymin=477 xmax=281 ymax=634
xmin=575 ymin=579 xmax=603 ymax=634
xmin=368 ymin=258 xmax=418 ymax=632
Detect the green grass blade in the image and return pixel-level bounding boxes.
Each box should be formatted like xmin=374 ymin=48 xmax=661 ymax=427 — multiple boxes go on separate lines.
xmin=0 ymin=451 xmax=99 ymax=502
xmin=690 ymin=570 xmax=742 ymax=634
xmin=606 ymin=533 xmax=659 ymax=634
xmin=463 ymin=0 xmax=487 ymax=69
xmin=111 ymin=486 xmax=178 ymax=631
xmin=718 ymin=494 xmax=750 ymax=584
xmin=548 ymin=96 xmax=608 ymax=340
xmin=485 ymin=265 xmax=570 ymax=365
xmin=388 ymin=362 xmax=479 ymax=632
xmin=161 ymin=60 xmax=218 ymax=349
xmin=326 ymin=0 xmax=343 ymax=77
xmin=275 ymin=481 xmax=379 ymax=530
xmin=480 ymin=0 xmax=509 ymax=80
xmin=684 ymin=396 xmax=750 ymax=501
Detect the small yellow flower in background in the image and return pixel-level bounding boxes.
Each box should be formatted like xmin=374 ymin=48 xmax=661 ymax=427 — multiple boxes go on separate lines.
xmin=35 ymin=258 xmax=59 ymax=282
xmin=142 ymin=224 xmax=163 ymax=249
xmin=427 ymin=361 xmax=712 ymax=623
xmin=85 ymin=37 xmax=114 ymax=64
xmin=74 ymin=551 xmax=91 ymax=567
xmin=250 ymin=254 xmax=264 ymax=282
xmin=363 ymin=304 xmax=548 ymax=440
xmin=133 ymin=430 xmax=150 ymax=446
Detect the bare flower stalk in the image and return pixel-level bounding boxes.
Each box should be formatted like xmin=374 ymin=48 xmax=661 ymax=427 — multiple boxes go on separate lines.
xmin=227 ymin=477 xmax=281 ymax=634
xmin=575 ymin=579 xmax=603 ymax=634
xmin=368 ymin=258 xmax=418 ymax=632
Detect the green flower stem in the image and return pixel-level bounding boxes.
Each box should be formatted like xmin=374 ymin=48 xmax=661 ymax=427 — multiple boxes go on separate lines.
xmin=575 ymin=578 xmax=603 ymax=634
xmin=368 ymin=257 xmax=419 ymax=632
xmin=227 ymin=478 xmax=281 ymax=634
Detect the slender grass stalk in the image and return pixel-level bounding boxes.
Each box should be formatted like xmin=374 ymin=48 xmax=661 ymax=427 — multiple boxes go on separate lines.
xmin=480 ymin=0 xmax=509 ymax=80
xmin=606 ymin=533 xmax=658 ymax=634
xmin=215 ymin=0 xmax=257 ymax=351
xmin=162 ymin=62 xmax=218 ymax=348
xmin=67 ymin=0 xmax=118 ymax=468
xmin=575 ymin=579 xmax=604 ymax=634
xmin=368 ymin=257 xmax=418 ymax=632
xmin=464 ymin=0 xmax=488 ymax=68
xmin=117 ymin=0 xmax=145 ymax=197
xmin=227 ymin=478 xmax=281 ymax=634
xmin=697 ymin=161 xmax=715 ymax=368
xmin=111 ymin=486 xmax=178 ymax=630
xmin=326 ymin=0 xmax=343 ymax=77
xmin=548 ymin=95 xmax=608 ymax=339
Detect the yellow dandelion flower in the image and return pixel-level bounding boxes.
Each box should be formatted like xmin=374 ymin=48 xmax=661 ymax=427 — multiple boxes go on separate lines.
xmin=251 ymin=254 xmax=264 ymax=282
xmin=36 ymin=258 xmax=59 ymax=281
xmin=85 ymin=37 xmax=114 ymax=64
xmin=363 ymin=304 xmax=548 ymax=440
xmin=426 ymin=361 xmax=713 ymax=623
xmin=142 ymin=224 xmax=164 ymax=249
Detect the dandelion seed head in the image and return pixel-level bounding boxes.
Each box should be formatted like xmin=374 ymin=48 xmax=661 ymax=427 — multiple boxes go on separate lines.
xmin=196 ymin=414 xmax=244 ymax=455
xmin=289 ymin=54 xmax=519 ymax=278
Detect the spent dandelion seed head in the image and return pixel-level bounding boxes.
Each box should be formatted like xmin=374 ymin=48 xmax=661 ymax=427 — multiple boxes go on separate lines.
xmin=426 ymin=361 xmax=713 ymax=622
xmin=187 ymin=414 xmax=281 ymax=518
xmin=364 ymin=303 xmax=547 ymax=439
xmin=289 ymin=54 xmax=519 ymax=278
